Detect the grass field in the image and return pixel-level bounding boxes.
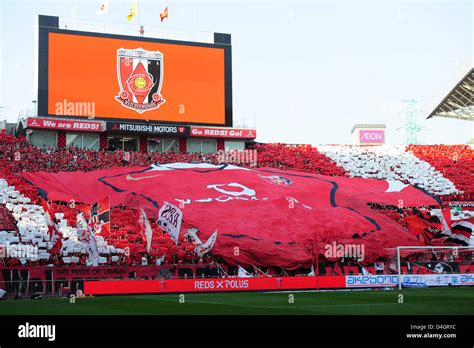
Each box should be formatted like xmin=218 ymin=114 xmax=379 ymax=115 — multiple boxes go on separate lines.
xmin=0 ymin=288 xmax=473 ymax=315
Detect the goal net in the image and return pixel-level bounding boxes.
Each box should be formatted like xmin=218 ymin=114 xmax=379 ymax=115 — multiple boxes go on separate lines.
xmin=385 ymin=246 xmax=474 ymax=289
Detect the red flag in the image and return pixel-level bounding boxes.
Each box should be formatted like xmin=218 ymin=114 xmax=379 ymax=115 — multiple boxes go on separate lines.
xmin=405 ymin=214 xmax=428 ymax=243
xmin=41 ymin=199 xmax=63 ymax=255
xmin=451 ymin=219 xmax=473 ymax=246
xmin=41 ymin=199 xmax=55 ymax=239
xmin=160 ymin=6 xmax=168 ymax=22
xmin=49 ymin=234 xmax=63 ymax=255
xmin=83 ymin=196 xmax=110 ymax=237
xmin=441 ymin=207 xmax=452 ymax=233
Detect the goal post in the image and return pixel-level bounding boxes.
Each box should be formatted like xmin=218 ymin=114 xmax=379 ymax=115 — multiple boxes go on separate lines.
xmin=393 ymin=246 xmax=474 ymax=290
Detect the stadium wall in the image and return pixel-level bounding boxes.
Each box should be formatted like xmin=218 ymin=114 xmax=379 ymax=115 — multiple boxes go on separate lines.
xmin=2 ymin=265 xmax=472 ymax=297
xmin=21 ymin=116 xmax=256 ymax=153
xmin=84 ymin=273 xmax=474 ymax=295
xmin=84 ymin=276 xmax=347 ymax=295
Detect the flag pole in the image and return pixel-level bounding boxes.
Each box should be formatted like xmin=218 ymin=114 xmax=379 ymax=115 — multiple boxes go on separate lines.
xmin=316 ymin=251 xmax=319 ymax=276
xmin=108 ymin=194 xmax=111 ymax=227
xmin=75 ymin=0 xmax=79 ymax=29
xmin=166 ymin=8 xmax=168 ymax=39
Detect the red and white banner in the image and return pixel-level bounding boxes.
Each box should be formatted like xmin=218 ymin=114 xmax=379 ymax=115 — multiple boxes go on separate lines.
xmin=346 ymin=274 xmax=474 ymax=288
xmin=190 ymin=127 xmax=256 ymax=139
xmin=157 ymin=202 xmax=183 ymax=244
xmin=27 ymin=117 xmax=104 ymax=132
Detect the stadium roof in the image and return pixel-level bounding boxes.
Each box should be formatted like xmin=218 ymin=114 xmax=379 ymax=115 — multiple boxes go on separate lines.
xmin=427 ymin=57 xmax=473 ymax=121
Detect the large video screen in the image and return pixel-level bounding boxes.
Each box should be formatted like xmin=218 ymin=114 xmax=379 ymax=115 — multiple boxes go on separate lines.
xmin=39 ymin=31 xmax=230 ymax=125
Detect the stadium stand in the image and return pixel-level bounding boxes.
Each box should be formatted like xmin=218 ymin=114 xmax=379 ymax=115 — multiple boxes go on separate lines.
xmin=252 ymin=143 xmax=347 ymax=176
xmin=406 ymin=144 xmax=474 ymax=201
xmin=0 ymin=133 xmax=472 ymax=270
xmin=0 ymin=135 xmax=217 ymax=174
xmin=317 ymin=144 xmax=458 ymax=197
xmin=0 ymin=177 xmax=209 ymax=267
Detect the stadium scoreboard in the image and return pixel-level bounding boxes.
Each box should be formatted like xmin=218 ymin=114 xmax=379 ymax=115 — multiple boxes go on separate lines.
xmin=37 ymin=15 xmax=233 ymax=127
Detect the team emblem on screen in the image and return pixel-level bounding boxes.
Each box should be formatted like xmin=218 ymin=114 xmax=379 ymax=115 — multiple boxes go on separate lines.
xmin=115 ymin=48 xmax=166 ymax=113
xmin=258 ymin=175 xmax=293 ymax=186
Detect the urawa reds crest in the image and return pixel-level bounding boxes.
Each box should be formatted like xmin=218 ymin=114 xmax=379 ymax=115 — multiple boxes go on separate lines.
xmin=115 ymin=48 xmax=165 ymax=113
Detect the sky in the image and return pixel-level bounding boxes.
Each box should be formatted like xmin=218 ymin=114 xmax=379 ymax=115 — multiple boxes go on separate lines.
xmin=0 ymin=0 xmax=472 ymax=145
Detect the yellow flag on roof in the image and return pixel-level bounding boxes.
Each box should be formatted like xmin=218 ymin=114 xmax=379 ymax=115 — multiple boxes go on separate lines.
xmin=127 ymin=2 xmax=137 ymax=21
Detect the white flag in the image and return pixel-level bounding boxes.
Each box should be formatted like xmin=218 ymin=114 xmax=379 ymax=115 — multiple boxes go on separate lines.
xmin=195 ymin=230 xmax=218 ymax=257
xmin=139 ymin=209 xmax=153 ymax=253
xmin=186 ymin=227 xmax=202 ymax=245
xmin=156 ymin=254 xmax=165 ymax=265
xmin=374 ymin=261 xmax=385 ymax=271
xmin=76 ymin=213 xmax=99 ymax=263
xmin=97 ymin=0 xmax=109 ymax=15
xmin=157 ymin=202 xmax=183 ymax=244
xmin=361 ymin=265 xmax=370 ymax=275
xmin=238 ymin=266 xmax=253 ymax=278
xmin=202 ymin=230 xmax=218 ymax=249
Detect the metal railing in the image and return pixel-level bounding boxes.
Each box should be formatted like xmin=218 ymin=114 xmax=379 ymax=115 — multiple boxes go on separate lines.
xmin=56 ymin=16 xmax=215 ymax=44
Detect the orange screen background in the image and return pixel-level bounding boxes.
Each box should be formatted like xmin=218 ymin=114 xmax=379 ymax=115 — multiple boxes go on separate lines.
xmin=48 ymin=32 xmax=226 ymax=124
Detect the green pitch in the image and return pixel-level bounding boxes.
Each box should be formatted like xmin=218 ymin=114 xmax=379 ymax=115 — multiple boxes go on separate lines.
xmin=0 ymin=288 xmax=473 ymax=315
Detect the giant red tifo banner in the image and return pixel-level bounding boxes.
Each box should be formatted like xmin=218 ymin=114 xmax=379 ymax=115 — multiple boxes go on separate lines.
xmin=22 ymin=163 xmax=442 ymax=268
xmin=82 ymin=196 xmax=111 ymax=238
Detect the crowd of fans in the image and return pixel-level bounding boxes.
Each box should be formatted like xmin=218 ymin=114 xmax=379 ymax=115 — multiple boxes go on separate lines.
xmin=407 ymin=144 xmax=474 ymax=201
xmin=251 ymin=143 xmax=347 ymax=176
xmin=2 ymin=135 xmax=470 ymax=202
xmin=0 ymin=181 xmax=219 ymax=267
xmin=0 ymin=136 xmax=346 ymax=177
xmin=0 ymin=135 xmax=217 ymax=173
xmin=318 ymin=144 xmax=463 ymax=199
xmin=0 ymin=132 xmax=472 ymax=271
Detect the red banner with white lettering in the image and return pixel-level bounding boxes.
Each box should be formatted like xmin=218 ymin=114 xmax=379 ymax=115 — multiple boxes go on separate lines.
xmin=27 ymin=117 xmax=104 ymax=132
xmin=190 ymin=127 xmax=256 ymax=139
xmin=84 ymin=276 xmax=346 ymax=295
